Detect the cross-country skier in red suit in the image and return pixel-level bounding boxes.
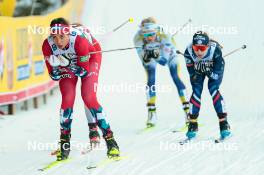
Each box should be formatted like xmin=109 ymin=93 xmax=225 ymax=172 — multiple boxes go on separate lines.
xmin=42 ymin=17 xmax=120 ymax=160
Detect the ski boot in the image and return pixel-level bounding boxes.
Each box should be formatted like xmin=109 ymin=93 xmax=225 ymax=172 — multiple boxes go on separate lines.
xmin=146 ymin=104 xmax=157 ymax=128
xmin=88 ymin=123 xmax=100 ymax=144
xmin=182 ymin=102 xmax=190 ymax=126
xmin=186 ymin=114 xmax=198 ymax=139
xmin=104 ymin=130 xmax=120 ymax=159
xmin=56 ymin=133 xmax=71 ymax=161
xmin=218 ymin=113 xmax=231 ymax=139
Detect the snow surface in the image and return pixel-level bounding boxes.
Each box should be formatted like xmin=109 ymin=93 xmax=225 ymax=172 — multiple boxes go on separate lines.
xmin=0 ymin=0 xmax=264 ymax=174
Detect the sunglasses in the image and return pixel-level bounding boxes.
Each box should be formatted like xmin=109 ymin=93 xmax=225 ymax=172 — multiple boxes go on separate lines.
xmin=192 ymin=45 xmax=209 ymax=52
xmin=143 ymin=32 xmax=156 ymax=38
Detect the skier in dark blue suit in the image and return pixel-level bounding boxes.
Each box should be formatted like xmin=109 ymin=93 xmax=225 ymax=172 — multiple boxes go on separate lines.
xmin=184 ymin=31 xmax=231 ymax=140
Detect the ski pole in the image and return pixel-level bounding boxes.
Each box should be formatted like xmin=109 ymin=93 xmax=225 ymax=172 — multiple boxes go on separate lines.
xmin=176 ymin=50 xmax=184 ymax=56
xmin=112 ymin=18 xmax=134 ymax=32
xmin=172 ymin=19 xmax=192 ymax=37
xmin=30 ymin=0 xmax=37 ymax=15
xmin=92 ymin=18 xmax=134 ymax=46
xmin=47 ymin=46 xmax=141 ymax=67
xmin=223 ymin=45 xmax=246 ymax=58
xmin=89 ymin=46 xmax=141 ymax=55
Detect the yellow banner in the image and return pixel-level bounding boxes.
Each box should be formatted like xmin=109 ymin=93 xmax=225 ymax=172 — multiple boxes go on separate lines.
xmin=0 ymin=0 xmax=16 ymax=16
xmin=0 ymin=0 xmax=84 ymax=104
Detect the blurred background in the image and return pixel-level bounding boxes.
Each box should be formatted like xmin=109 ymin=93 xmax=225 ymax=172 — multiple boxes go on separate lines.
xmin=0 ymin=0 xmax=83 ymax=115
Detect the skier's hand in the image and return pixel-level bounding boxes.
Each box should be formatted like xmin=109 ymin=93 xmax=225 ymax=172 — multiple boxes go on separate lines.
xmin=143 ymin=42 xmax=160 ymax=61
xmin=148 ymin=49 xmax=160 ymax=59
xmin=143 ymin=50 xmax=152 ymax=63
xmin=153 ymin=48 xmax=160 ymax=59
xmin=190 ymin=73 xmax=203 ymax=82
xmin=206 ymin=72 xmax=219 ymax=80
xmin=190 ymin=74 xmax=198 ymax=82
xmin=70 ymin=65 xmax=88 ymax=78
xmin=50 ymin=68 xmax=61 ymax=81
xmin=47 ymin=55 xmax=70 ymax=67
xmin=143 ymin=49 xmax=160 ymax=61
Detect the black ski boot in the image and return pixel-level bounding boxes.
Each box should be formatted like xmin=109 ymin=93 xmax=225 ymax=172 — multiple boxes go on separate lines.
xmin=218 ymin=113 xmax=231 ymax=139
xmin=146 ymin=103 xmax=157 ymax=128
xmin=186 ymin=114 xmax=198 ymax=139
xmin=103 ymin=130 xmax=120 ymax=158
xmin=57 ymin=133 xmax=71 ymax=161
xmin=88 ymin=123 xmax=100 ymax=144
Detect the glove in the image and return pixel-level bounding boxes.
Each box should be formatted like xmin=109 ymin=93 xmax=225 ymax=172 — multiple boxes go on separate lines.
xmin=70 ymin=65 xmax=87 ymax=78
xmin=143 ymin=49 xmax=160 ymax=63
xmin=206 ymin=72 xmax=219 ymax=80
xmin=47 ymin=55 xmax=60 ymax=67
xmin=50 ymin=68 xmax=61 ymax=81
xmin=152 ymin=49 xmax=160 ymax=59
xmin=142 ymin=50 xmax=151 ymax=63
xmin=47 ymin=55 xmax=70 ymax=67
xmin=190 ymin=74 xmax=198 ymax=82
xmin=190 ymin=73 xmax=204 ymax=83
xmin=147 ymin=49 xmax=160 ymax=59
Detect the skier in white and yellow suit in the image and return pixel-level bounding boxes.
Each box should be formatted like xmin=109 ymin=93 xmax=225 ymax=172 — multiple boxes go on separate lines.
xmin=133 ymin=17 xmax=189 ymax=128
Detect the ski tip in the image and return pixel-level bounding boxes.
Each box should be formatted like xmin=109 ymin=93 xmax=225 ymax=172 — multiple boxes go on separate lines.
xmin=215 ymin=134 xmax=232 ymax=143
xmin=215 ymin=138 xmax=226 ymax=143
xmin=87 ymin=166 xmax=97 ymax=170
xmin=172 ymin=130 xmax=180 ymax=133
xmin=128 ymin=17 xmax=134 ymax=23
xmin=214 ymin=139 xmax=221 ymax=143
xmin=108 ymin=155 xmax=122 ymax=161
xmin=179 ymin=141 xmax=185 ymax=145
xmin=179 ymin=138 xmax=191 ymax=145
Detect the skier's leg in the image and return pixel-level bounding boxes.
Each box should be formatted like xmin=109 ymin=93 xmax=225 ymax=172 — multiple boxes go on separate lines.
xmin=189 ymin=75 xmax=205 ymax=116
xmin=144 ymin=63 xmax=157 ymax=127
xmin=59 ymin=77 xmax=78 ymax=134
xmin=58 ymin=76 xmax=78 ymax=160
xmin=81 ymin=54 xmax=119 ymax=156
xmin=208 ymin=77 xmax=231 ymax=138
xmin=168 ymin=59 xmax=189 ymax=123
xmin=81 ymin=54 xmax=110 ymax=136
xmin=81 ymin=54 xmax=101 ymax=137
xmin=187 ymin=75 xmax=205 ymax=139
xmin=85 ymin=106 xmax=100 ymax=143
xmin=207 ymin=77 xmax=226 ymax=113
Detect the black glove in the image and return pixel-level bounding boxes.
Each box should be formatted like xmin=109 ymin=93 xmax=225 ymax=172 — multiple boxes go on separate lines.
xmin=50 ymin=68 xmax=61 ymax=81
xmin=143 ymin=50 xmax=152 ymax=63
xmin=143 ymin=49 xmax=160 ymax=63
xmin=148 ymin=49 xmax=160 ymax=59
